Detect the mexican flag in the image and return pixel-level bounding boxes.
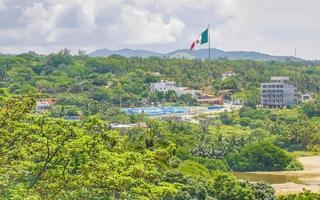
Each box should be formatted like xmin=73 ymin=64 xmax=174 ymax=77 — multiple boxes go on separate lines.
xmin=190 ymin=28 xmax=209 ymax=50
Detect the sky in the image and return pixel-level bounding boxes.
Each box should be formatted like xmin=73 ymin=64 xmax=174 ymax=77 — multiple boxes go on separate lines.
xmin=0 ymin=0 xmax=319 ymax=59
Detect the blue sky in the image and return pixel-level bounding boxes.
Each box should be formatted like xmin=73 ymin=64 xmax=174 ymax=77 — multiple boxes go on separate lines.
xmin=0 ymin=0 xmax=319 ymax=59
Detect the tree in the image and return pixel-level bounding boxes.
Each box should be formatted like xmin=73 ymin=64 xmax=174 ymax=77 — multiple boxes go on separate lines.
xmin=212 ymin=173 xmax=256 ymax=200
xmin=35 ymin=79 xmax=52 ymax=90
xmin=165 ymin=90 xmax=178 ymax=102
xmin=301 ymin=99 xmax=320 ymax=117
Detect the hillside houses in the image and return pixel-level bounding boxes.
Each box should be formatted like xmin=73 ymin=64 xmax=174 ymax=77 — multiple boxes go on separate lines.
xmin=150 ymin=80 xmax=225 ymax=105
xmin=36 ymin=98 xmax=56 ymax=113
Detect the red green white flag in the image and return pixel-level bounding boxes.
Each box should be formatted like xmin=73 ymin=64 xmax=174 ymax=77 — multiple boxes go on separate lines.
xmin=190 ymin=28 xmax=209 ymax=50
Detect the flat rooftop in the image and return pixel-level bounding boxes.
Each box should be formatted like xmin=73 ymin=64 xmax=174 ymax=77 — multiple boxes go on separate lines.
xmin=270 ymin=76 xmax=289 ymax=81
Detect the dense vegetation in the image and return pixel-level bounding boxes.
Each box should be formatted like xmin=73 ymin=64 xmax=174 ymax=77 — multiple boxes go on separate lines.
xmin=278 ymin=190 xmax=320 ymax=200
xmin=0 ymin=52 xmax=319 ymax=199
xmin=1 ymin=50 xmax=319 ymax=110
xmin=0 ymin=93 xmax=277 ymax=199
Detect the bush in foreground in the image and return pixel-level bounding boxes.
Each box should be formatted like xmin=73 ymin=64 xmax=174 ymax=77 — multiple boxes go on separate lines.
xmin=227 ymin=142 xmax=301 ymax=171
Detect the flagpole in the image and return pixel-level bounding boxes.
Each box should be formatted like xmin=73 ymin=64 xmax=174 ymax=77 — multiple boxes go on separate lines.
xmin=208 ymin=24 xmax=210 ymax=61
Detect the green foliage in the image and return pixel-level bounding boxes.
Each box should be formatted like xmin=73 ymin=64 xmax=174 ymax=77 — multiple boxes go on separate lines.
xmin=249 ymin=181 xmax=275 ymax=200
xmin=2 ymin=94 xmax=282 ymax=199
xmin=0 ymin=96 xmax=178 ymax=199
xmin=301 ymin=98 xmax=320 ymax=117
xmin=1 ymin=53 xmax=319 ymax=109
xmin=1 ymin=53 xmax=320 ymax=199
xmin=191 ymin=156 xmax=230 ymax=172
xmin=212 ymin=173 xmax=256 ymax=200
xmin=227 ymin=142 xmax=298 ymax=171
xmin=220 ymin=112 xmax=236 ymax=125
xmin=178 ymin=160 xmax=211 ymax=179
xmin=285 ymin=159 xmax=304 ymax=171
xmin=278 ymin=190 xmax=320 ymax=200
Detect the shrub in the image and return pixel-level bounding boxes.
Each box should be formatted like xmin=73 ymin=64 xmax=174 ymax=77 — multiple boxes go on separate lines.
xmin=212 ymin=173 xmax=256 ymax=200
xmin=285 ymin=159 xmax=304 ymax=171
xmin=226 ymin=142 xmax=295 ymax=171
xmin=248 ymin=181 xmax=275 ymax=200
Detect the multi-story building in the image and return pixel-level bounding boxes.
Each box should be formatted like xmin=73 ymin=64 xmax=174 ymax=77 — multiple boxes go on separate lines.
xmin=261 ymin=76 xmax=297 ymax=108
xmin=150 ymin=80 xmax=176 ymax=92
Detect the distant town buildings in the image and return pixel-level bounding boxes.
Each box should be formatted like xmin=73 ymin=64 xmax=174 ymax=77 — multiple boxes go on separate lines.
xmin=150 ymin=80 xmax=226 ymax=105
xmin=36 ymin=98 xmax=56 ymax=113
xmin=150 ymin=80 xmax=202 ymax=98
xmin=261 ymin=76 xmax=298 ymax=108
xmin=222 ymin=71 xmax=236 ymax=80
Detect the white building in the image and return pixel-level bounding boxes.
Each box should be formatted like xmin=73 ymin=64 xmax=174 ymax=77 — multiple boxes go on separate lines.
xmin=150 ymin=80 xmax=176 ymax=92
xmin=150 ymin=80 xmax=202 ymax=98
xmin=222 ymin=71 xmax=236 ymax=80
xmin=261 ymin=76 xmax=298 ymax=108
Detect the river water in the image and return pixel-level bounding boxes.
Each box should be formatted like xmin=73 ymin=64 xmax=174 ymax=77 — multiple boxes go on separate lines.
xmin=233 ymin=156 xmax=320 ymax=194
xmin=234 ymin=172 xmax=303 ymax=184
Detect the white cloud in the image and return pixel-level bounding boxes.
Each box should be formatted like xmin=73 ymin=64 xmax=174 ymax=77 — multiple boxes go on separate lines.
xmin=0 ymin=0 xmax=319 ymax=59
xmin=209 ymin=0 xmax=320 ymax=59
xmin=111 ymin=6 xmax=185 ymax=45
xmin=0 ymin=0 xmax=5 ymax=9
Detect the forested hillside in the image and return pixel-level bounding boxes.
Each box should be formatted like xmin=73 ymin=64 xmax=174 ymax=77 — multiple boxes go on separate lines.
xmin=1 ymin=50 xmax=319 ymax=111
xmin=0 ymin=51 xmax=320 ymax=199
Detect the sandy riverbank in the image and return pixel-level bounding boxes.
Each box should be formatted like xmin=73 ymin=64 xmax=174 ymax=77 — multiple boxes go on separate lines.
xmin=243 ymin=156 xmax=320 ymax=195
xmin=273 ymin=156 xmax=320 ymax=195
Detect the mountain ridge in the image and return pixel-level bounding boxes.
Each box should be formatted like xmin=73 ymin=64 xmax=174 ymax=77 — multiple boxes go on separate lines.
xmin=88 ymin=48 xmax=303 ymax=62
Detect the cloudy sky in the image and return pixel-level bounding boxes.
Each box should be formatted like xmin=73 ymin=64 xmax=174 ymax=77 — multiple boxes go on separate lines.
xmin=0 ymin=0 xmax=319 ymax=59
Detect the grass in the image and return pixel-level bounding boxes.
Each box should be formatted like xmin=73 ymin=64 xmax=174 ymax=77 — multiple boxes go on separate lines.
xmin=178 ymin=160 xmax=211 ymax=179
